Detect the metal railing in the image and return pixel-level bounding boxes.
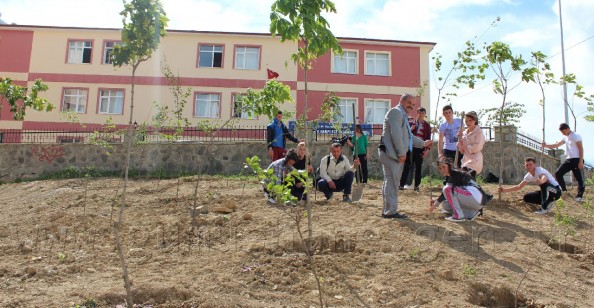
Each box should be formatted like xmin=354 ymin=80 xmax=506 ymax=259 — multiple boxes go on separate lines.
xmin=0 ymin=124 xmax=495 ymax=144
xmin=1 ymin=125 xmax=592 ymax=169
xmin=0 ymin=126 xmax=268 ymax=144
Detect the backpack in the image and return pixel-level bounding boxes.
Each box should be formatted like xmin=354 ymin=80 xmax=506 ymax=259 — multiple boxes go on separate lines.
xmin=485 ymin=172 xmax=500 ymax=183
xmin=313 ymin=156 xmax=332 ymax=188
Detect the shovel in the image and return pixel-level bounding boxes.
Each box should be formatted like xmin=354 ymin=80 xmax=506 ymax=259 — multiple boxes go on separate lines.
xmin=351 ymin=103 xmax=364 ymax=202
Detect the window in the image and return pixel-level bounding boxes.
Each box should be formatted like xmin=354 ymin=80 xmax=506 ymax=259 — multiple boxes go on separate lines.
xmin=199 ymin=45 xmax=223 ymax=68
xmin=334 ymin=99 xmax=356 ymax=123
xmin=365 ymin=99 xmax=389 ymax=124
xmin=365 ymin=52 xmax=389 ymax=76
xmin=98 ymin=90 xmax=124 ymax=114
xmin=103 ymin=41 xmax=120 ymax=64
xmin=195 ymin=93 xmax=220 ymax=118
xmin=333 ymin=51 xmax=357 ymax=74
xmin=235 ymin=46 xmax=260 ymax=70
xmin=232 ymin=94 xmax=254 ymax=119
xmin=62 ymin=88 xmax=88 ymax=113
xmin=67 ymin=40 xmax=93 ymax=64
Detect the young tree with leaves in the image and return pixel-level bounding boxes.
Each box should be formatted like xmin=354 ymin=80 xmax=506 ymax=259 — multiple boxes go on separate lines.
xmin=525 ymin=51 xmax=556 ymax=162
xmin=481 ymin=41 xmax=534 ymax=198
xmin=109 ymin=0 xmax=168 ymax=306
xmin=0 ymin=78 xmax=53 ymax=120
xmin=558 ymin=73 xmax=594 ymax=130
xmin=270 ymin=1 xmax=342 ymax=306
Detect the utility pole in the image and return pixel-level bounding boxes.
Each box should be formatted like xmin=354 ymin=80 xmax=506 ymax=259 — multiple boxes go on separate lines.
xmin=559 ymin=0 xmax=569 ymax=124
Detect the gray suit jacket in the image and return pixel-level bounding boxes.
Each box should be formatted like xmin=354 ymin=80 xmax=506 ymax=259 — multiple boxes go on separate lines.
xmin=381 ymin=105 xmax=425 ymax=160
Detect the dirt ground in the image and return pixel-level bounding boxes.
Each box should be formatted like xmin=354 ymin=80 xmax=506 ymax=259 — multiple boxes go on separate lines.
xmin=0 ymin=175 xmax=593 ymax=307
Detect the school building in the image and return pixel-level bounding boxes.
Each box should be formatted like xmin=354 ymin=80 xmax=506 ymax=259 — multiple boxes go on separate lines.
xmin=0 ymin=24 xmax=435 ymax=134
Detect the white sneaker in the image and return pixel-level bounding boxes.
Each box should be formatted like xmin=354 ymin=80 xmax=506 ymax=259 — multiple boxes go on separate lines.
xmin=404 ymin=185 xmax=412 ymax=190
xmin=534 ymin=206 xmax=551 ymax=215
xmin=445 ymin=216 xmax=467 ymax=222
xmin=264 ymin=192 xmax=276 ymax=204
xmin=575 ymin=197 xmax=583 ymax=203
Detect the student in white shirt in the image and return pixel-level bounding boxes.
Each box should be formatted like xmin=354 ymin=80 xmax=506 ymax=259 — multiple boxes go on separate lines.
xmin=542 ymin=123 xmax=585 ymax=202
xmin=498 ymin=157 xmax=562 ymax=214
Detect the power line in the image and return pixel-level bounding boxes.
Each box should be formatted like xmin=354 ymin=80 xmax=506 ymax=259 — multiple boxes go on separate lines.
xmin=548 ymin=35 xmax=594 ymax=59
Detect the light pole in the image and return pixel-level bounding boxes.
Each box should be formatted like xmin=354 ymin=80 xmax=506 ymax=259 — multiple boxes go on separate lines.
xmin=559 ymin=0 xmax=569 ymax=124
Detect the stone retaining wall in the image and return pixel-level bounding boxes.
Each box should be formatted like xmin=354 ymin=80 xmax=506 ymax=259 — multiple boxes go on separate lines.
xmin=1 ymin=138 xmax=576 ymax=184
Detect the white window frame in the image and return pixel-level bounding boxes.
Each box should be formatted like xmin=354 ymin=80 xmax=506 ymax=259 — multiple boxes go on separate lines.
xmin=365 ymin=51 xmax=390 ymax=76
xmin=232 ymin=94 xmax=255 ymax=119
xmin=334 ymin=98 xmax=356 ymax=123
xmin=332 ymin=50 xmax=357 ymax=74
xmin=235 ymin=46 xmax=260 ymax=70
xmin=98 ymin=89 xmax=124 ymax=115
xmin=67 ymin=40 xmax=93 ymax=64
xmin=62 ymin=88 xmax=88 ymax=113
xmin=199 ymin=45 xmax=224 ymax=68
xmin=364 ymin=99 xmax=390 ymax=124
xmin=195 ymin=93 xmax=221 ymax=118
xmin=103 ymin=41 xmax=120 ymax=64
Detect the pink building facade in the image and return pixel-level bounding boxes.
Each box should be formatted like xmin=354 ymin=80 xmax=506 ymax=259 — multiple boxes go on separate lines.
xmin=0 ymin=24 xmax=435 ymax=133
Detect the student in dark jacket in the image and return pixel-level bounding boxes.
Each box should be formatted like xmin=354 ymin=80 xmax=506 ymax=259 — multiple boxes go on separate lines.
xmin=400 ymin=107 xmax=432 ymax=191
xmin=267 ymin=111 xmax=299 ymax=161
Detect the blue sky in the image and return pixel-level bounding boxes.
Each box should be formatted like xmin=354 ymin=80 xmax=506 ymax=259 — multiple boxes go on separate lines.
xmin=2 ymin=0 xmax=593 ymax=162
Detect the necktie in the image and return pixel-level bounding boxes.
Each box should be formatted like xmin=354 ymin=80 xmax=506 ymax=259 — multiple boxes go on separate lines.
xmin=405 ymin=118 xmax=413 ymax=152
xmin=401 ymin=106 xmax=413 ymax=152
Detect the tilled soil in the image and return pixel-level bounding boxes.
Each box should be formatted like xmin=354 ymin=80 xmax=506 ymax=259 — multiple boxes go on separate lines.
xmin=0 ymin=176 xmax=592 ymax=307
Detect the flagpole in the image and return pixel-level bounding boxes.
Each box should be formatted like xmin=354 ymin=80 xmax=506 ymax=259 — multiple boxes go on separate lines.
xmin=559 ymin=0 xmax=569 ymax=124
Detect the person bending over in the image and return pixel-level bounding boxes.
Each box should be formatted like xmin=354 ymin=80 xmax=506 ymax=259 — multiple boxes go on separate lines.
xmin=430 ymin=158 xmax=492 ymax=222
xmin=498 ymin=157 xmax=561 ymax=215
xmin=263 ymin=149 xmax=304 ymax=203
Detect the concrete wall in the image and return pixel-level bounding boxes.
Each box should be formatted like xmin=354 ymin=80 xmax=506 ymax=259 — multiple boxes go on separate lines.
xmin=0 ymin=138 xmax=573 ymax=184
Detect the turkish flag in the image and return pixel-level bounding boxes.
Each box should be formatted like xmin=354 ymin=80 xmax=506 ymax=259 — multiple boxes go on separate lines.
xmin=267 ymin=68 xmax=279 ymax=79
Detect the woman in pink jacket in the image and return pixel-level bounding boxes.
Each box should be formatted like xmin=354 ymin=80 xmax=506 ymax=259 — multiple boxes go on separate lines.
xmin=457 ymin=111 xmax=485 ymax=178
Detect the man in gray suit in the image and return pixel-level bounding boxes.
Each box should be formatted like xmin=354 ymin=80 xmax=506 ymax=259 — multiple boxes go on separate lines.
xmin=379 ymin=94 xmax=432 ymax=219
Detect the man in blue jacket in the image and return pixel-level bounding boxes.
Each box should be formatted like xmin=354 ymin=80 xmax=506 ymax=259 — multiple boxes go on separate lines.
xmin=267 ymin=111 xmax=299 ymax=161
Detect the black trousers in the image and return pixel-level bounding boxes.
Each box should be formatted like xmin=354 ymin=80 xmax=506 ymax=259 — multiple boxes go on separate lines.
xmin=523 ymin=183 xmax=562 ymax=210
xmin=355 ymin=154 xmax=368 ymax=183
xmin=555 ymin=158 xmax=585 ymax=198
xmin=400 ymin=147 xmax=425 ymax=188
xmin=443 ymin=149 xmax=463 ymax=168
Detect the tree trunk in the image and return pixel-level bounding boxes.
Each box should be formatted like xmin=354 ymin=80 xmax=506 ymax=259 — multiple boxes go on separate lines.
xmin=114 ymin=63 xmax=137 ymax=308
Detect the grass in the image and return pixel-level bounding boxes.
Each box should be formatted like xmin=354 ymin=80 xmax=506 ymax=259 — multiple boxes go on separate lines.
xmin=463 ymin=264 xmax=478 ymax=276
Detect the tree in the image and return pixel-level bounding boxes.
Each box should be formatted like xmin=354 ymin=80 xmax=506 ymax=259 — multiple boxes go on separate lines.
xmin=429 ymin=17 xmax=499 ymax=125
xmin=109 ymin=0 xmax=168 ymax=306
xmin=270 ymin=1 xmax=341 ymax=306
xmin=481 ymin=101 xmax=526 ymax=127
xmin=481 ymin=41 xmax=534 ymax=198
xmin=0 ymin=78 xmax=53 ymax=120
xmin=525 ymin=51 xmax=555 ymax=162
xmin=558 ymin=73 xmax=594 ymax=130
xmin=151 ymin=59 xmax=192 ymax=141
